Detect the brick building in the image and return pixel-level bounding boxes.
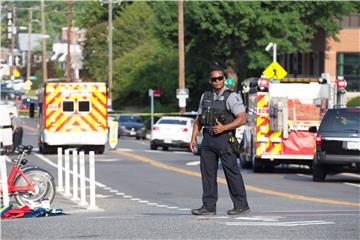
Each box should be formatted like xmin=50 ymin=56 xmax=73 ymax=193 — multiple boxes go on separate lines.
xmin=279 ymin=14 xmax=360 ymax=92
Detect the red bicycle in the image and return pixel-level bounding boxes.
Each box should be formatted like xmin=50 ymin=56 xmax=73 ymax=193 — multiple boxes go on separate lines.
xmin=1 ymin=145 xmax=56 ymax=206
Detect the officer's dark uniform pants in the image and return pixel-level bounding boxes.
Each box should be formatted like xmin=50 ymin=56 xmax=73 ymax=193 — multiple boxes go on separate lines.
xmin=200 ymin=130 xmax=249 ymax=211
xmin=13 ymin=127 xmax=23 ymax=151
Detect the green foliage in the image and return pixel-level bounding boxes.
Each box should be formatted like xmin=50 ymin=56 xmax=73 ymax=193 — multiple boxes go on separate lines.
xmin=347 ymin=96 xmax=360 ymax=107
xmin=112 ymin=2 xmax=179 ymax=111
xmin=4 ymin=1 xmax=356 ymax=112
xmin=156 ymin=1 xmax=356 ymax=80
xmin=81 ymin=2 xmax=179 ymax=111
xmin=1 ymin=1 xmax=91 ymax=47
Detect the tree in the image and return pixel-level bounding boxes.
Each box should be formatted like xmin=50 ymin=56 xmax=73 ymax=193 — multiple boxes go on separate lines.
xmin=81 ymin=2 xmax=179 ymax=111
xmin=154 ymin=1 xmax=358 ymax=93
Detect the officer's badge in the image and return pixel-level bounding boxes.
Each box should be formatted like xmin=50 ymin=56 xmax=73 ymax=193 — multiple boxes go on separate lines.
xmin=219 ymin=96 xmax=224 ymax=101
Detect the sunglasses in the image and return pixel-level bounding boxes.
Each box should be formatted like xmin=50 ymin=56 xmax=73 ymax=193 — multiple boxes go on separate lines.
xmin=211 ymin=76 xmax=224 ymax=82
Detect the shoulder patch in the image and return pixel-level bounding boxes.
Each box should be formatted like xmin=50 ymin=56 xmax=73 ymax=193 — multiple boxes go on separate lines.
xmin=234 ymin=94 xmax=242 ymax=103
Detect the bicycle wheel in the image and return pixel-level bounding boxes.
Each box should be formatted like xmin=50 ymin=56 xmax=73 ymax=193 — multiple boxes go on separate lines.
xmin=14 ymin=168 xmax=56 ymax=206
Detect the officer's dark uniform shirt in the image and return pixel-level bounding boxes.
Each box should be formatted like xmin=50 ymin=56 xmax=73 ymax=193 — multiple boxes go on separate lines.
xmin=197 ymin=86 xmax=245 ymax=119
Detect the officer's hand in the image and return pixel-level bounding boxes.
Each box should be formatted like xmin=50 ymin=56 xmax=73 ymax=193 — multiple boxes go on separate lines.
xmin=189 ymin=139 xmax=197 ymax=153
xmin=212 ymin=119 xmax=226 ymax=134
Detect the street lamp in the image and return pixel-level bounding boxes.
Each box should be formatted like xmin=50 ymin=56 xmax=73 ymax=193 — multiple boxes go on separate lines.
xmin=265 ymin=42 xmax=277 ymax=62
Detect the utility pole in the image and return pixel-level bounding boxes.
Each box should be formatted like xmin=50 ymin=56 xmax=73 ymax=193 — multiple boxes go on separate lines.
xmin=41 ymin=0 xmax=47 ymax=83
xmin=74 ymin=24 xmax=79 ymax=81
xmin=178 ymin=0 xmax=185 ymax=113
xmin=66 ymin=0 xmax=73 ymax=82
xmin=26 ymin=8 xmax=33 ymax=82
xmin=108 ymin=0 xmax=113 ymax=108
xmin=10 ymin=7 xmax=16 ymax=89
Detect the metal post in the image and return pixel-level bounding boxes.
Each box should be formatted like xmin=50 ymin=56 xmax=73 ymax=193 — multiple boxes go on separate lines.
xmin=26 ymin=8 xmax=33 ymax=82
xmin=72 ymin=149 xmax=79 ymax=201
xmin=64 ymin=149 xmax=71 ymax=197
xmin=0 ymin=155 xmax=10 ymax=207
xmin=88 ymin=151 xmax=97 ymax=210
xmin=273 ymin=43 xmax=277 ymax=62
xmin=108 ymin=0 xmax=113 ymax=107
xmin=0 ymin=3 xmax=3 ymax=89
xmin=150 ymin=89 xmax=154 ymax=139
xmin=79 ymin=151 xmax=88 ymax=206
xmin=57 ymin=147 xmax=64 ymax=192
xmin=41 ymin=0 xmax=47 ymax=83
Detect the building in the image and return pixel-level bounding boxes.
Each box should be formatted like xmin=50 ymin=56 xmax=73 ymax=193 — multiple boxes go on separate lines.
xmin=279 ymin=14 xmax=360 ymax=92
xmin=51 ymin=27 xmax=86 ymax=80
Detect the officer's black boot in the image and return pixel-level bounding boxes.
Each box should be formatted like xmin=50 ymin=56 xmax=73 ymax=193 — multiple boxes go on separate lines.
xmin=191 ymin=206 xmax=216 ymax=215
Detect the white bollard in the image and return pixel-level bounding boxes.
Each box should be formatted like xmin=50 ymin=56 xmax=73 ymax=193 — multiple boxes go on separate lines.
xmin=0 ymin=155 xmax=10 ymax=207
xmin=57 ymin=147 xmax=64 ymax=192
xmin=72 ymin=149 xmax=80 ymax=201
xmin=64 ymin=149 xmax=71 ymax=197
xmin=88 ymin=151 xmax=97 ymax=210
xmin=79 ymin=151 xmax=88 ymax=206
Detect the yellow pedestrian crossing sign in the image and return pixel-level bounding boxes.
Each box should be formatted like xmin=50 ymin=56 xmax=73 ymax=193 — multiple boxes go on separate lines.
xmin=12 ymin=68 xmax=20 ymax=78
xmin=262 ymin=61 xmax=287 ymax=80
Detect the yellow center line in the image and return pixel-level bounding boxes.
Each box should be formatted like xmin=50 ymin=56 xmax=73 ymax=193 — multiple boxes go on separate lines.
xmin=23 ymin=125 xmax=359 ymax=207
xmin=113 ymin=149 xmax=360 ymax=207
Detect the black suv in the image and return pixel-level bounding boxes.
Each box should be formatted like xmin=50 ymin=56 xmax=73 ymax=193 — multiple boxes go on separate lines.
xmin=311 ymin=108 xmax=360 ymax=181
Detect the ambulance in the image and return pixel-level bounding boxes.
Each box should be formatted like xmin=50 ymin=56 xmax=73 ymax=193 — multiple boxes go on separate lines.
xmin=38 ymin=81 xmax=108 ymax=154
xmin=239 ymin=76 xmax=346 ymax=172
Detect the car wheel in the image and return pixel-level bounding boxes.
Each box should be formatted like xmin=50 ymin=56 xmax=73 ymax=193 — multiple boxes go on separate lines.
xmin=150 ymin=142 xmax=157 ymax=150
xmin=95 ymin=145 xmax=105 ymax=154
xmin=240 ymin=153 xmax=251 ymax=169
xmin=136 ymin=136 xmax=140 ymax=140
xmin=313 ymin=163 xmax=326 ymax=182
xmin=162 ymin=146 xmax=169 ymax=151
xmin=252 ymin=157 xmax=263 ymax=173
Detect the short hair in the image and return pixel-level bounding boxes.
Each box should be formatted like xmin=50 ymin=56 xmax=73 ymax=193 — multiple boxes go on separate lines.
xmin=209 ymin=65 xmax=225 ymax=76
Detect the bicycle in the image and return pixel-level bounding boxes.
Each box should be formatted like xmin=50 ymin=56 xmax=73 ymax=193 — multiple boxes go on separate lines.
xmin=0 ymin=145 xmax=56 ymax=206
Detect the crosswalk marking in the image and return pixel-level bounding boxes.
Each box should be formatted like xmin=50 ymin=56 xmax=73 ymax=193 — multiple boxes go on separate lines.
xmin=224 ymin=221 xmax=334 ymax=227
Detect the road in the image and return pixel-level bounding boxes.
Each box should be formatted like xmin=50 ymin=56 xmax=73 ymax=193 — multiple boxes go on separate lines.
xmin=1 ymin=117 xmax=359 ymax=239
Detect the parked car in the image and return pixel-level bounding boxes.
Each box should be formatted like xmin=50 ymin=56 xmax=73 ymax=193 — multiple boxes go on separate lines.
xmin=310 ymin=108 xmax=360 ymax=181
xmin=150 ymin=116 xmax=194 ymax=151
xmin=0 ymin=84 xmax=21 ymax=100
xmin=19 ymin=97 xmax=38 ymax=111
xmin=117 ymin=115 xmax=146 ymax=140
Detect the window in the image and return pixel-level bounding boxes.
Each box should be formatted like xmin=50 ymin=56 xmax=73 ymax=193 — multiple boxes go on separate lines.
xmin=337 ymin=15 xmax=360 ymax=28
xmin=158 ymin=119 xmax=187 ymax=125
xmin=297 ymin=53 xmax=303 ymax=75
xmin=309 ymin=52 xmax=315 ymax=76
xmin=318 ymin=52 xmax=324 ymax=74
xmin=320 ymin=109 xmax=360 ymax=132
xmin=62 ymin=101 xmax=74 ymax=112
xmin=118 ymin=115 xmax=143 ymax=123
xmin=78 ymin=101 xmax=90 ymax=112
xmin=337 ymin=53 xmax=360 ymax=91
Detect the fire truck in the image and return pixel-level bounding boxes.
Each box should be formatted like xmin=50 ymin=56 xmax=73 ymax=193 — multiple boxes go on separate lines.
xmin=239 ymin=76 xmax=346 ymax=172
xmin=38 ymin=81 xmax=108 ymax=154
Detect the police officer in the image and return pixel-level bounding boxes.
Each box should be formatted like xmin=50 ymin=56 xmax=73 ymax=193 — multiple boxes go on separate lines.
xmin=9 ymin=112 xmax=23 ymax=152
xmin=190 ymin=66 xmax=250 ymax=215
